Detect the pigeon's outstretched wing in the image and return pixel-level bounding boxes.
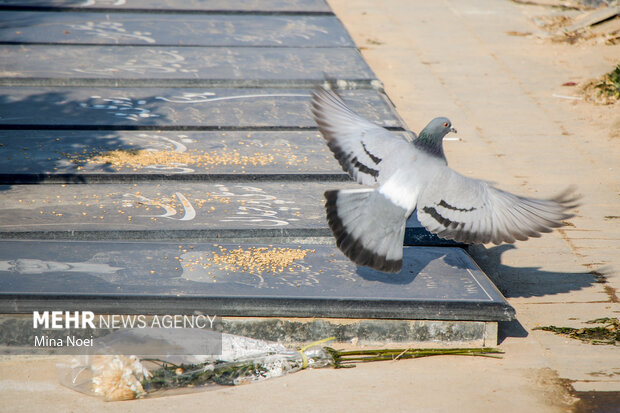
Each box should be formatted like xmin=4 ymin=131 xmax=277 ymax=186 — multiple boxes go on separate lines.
xmin=311 ymin=87 xmax=410 ymax=186
xmin=417 ymin=168 xmax=579 ymax=244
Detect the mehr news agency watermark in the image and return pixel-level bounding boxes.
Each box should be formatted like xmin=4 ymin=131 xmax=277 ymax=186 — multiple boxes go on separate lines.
xmin=32 ymin=311 xmax=217 ymax=349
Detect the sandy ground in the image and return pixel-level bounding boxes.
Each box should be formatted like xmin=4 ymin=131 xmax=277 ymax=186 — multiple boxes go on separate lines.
xmin=1 ymin=0 xmax=619 ymax=412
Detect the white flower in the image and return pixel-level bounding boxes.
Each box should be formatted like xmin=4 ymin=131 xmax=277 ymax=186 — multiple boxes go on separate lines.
xmin=90 ymin=355 xmax=150 ymax=401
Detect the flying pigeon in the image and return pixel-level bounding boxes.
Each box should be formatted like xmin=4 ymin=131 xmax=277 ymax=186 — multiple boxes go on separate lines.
xmin=311 ymin=87 xmax=578 ymax=273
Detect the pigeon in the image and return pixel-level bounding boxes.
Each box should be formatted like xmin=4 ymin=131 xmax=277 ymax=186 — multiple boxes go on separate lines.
xmin=310 ymin=87 xmax=578 ymax=273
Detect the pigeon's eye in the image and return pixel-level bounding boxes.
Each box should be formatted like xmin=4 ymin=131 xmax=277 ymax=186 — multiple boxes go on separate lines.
xmin=443 ymin=122 xmax=450 ymax=128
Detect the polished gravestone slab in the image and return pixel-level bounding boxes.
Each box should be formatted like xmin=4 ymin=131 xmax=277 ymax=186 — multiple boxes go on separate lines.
xmin=0 ymin=241 xmax=514 ymax=321
xmin=0 ymin=12 xmax=353 ymax=47
xmin=0 ymin=0 xmax=507 ymax=348
xmin=0 ymin=87 xmax=403 ymax=129
xmin=0 ymin=0 xmax=509 ymax=348
xmin=0 ymin=0 xmax=331 ymax=13
xmin=0 ymin=130 xmax=348 ymax=181
xmin=0 ymin=129 xmax=411 ymax=183
xmin=0 ymin=182 xmax=452 ymax=246
xmin=0 ymin=46 xmax=377 ymax=87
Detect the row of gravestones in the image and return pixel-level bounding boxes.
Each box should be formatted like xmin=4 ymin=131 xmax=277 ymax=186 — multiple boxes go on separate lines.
xmin=0 ymin=0 xmax=514 ymax=322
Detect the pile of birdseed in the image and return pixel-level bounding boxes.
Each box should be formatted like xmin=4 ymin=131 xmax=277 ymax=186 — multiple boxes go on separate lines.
xmin=64 ymin=149 xmax=276 ymax=169
xmin=207 ymin=245 xmax=315 ymax=274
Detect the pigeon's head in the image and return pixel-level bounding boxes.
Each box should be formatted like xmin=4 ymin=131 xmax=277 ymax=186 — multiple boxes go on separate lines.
xmin=422 ymin=117 xmax=457 ymax=140
xmin=415 ymin=117 xmax=457 ymax=159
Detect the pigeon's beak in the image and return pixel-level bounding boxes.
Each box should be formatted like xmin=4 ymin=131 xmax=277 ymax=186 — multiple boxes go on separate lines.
xmin=449 ymin=127 xmax=457 ymax=134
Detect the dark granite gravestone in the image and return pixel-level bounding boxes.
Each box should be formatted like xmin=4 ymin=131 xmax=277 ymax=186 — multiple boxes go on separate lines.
xmin=0 ymin=45 xmax=377 ymax=87
xmin=0 ymin=181 xmax=452 ymax=245
xmin=0 ymin=240 xmax=514 ymax=321
xmin=0 ymin=129 xmax=348 ymax=180
xmin=0 ymin=12 xmax=353 ymax=47
xmin=0 ymin=87 xmax=404 ymax=129
xmin=0 ymin=0 xmax=512 ymax=347
xmin=0 ymin=129 xmax=418 ymax=183
xmin=0 ymin=0 xmax=332 ymax=13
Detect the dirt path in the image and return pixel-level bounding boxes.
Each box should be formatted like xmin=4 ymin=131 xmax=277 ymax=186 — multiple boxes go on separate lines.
xmin=328 ymin=0 xmax=620 ymax=409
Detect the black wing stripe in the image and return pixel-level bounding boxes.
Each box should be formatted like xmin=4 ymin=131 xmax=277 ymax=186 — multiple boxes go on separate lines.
xmin=422 ymin=206 xmax=465 ymax=229
xmin=361 ymin=141 xmax=382 ymax=164
xmin=351 ymin=156 xmax=379 ymax=178
xmin=438 ymin=200 xmax=476 ymax=212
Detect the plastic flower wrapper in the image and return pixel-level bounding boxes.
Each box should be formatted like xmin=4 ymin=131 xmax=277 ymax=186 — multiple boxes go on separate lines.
xmin=57 ymin=328 xmax=335 ymax=401
xmin=57 ymin=328 xmax=502 ymax=401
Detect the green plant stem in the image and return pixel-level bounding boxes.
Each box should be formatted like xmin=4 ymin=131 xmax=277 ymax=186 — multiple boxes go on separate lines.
xmin=329 ymin=348 xmax=501 ymax=356
xmin=324 ymin=347 xmax=503 ymax=368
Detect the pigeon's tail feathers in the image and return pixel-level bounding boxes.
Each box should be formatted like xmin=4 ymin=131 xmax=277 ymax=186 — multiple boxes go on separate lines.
xmin=325 ymin=188 xmax=408 ymax=273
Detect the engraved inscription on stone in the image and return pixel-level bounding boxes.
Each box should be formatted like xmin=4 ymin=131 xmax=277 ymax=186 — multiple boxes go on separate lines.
xmin=0 ymin=88 xmax=402 ymax=128
xmin=0 ymin=46 xmax=375 ymax=84
xmin=0 ymin=182 xmax=332 ymax=233
xmin=0 ymin=0 xmax=331 ymax=12
xmin=0 ymin=12 xmax=353 ymax=47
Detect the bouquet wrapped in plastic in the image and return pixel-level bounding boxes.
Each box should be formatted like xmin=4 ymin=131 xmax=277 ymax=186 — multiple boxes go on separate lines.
xmin=58 ymin=328 xmax=334 ymax=401
xmin=58 ymin=328 xmax=502 ymax=401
